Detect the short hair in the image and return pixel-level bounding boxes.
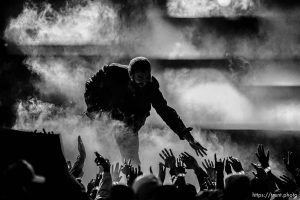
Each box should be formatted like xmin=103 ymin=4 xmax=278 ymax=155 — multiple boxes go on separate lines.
xmin=128 ymin=56 xmax=151 ymax=76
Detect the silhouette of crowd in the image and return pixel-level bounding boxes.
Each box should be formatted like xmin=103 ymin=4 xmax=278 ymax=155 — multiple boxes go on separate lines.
xmin=1 ymin=129 xmax=300 ymax=200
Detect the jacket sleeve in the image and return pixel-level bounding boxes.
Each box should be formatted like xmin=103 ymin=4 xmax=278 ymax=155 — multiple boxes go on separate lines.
xmin=150 ymin=77 xmax=188 ymax=140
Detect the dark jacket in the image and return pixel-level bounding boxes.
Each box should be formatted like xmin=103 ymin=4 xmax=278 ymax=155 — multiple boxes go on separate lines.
xmin=84 ymin=63 xmax=188 ymax=139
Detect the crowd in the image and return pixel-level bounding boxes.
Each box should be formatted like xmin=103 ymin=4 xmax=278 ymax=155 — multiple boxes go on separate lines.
xmin=1 ymin=130 xmax=300 ymax=200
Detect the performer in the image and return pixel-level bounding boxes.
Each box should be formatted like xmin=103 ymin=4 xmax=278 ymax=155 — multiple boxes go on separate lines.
xmin=84 ymin=57 xmax=207 ymax=165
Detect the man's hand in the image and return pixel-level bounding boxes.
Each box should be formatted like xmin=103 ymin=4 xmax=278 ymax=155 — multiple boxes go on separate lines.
xmin=183 ymin=128 xmax=207 ymax=157
xmin=180 ymin=152 xmax=200 ymax=170
xmin=159 ymin=148 xmax=176 ymax=169
xmin=256 ymin=144 xmax=269 ymax=169
xmin=111 ymin=162 xmax=122 ymax=183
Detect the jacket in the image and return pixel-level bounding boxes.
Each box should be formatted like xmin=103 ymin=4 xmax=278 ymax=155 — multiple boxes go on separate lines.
xmin=84 ymin=63 xmax=188 ymax=139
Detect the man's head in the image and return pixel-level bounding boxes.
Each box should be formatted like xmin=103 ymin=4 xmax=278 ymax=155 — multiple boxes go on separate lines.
xmin=128 ymin=56 xmax=152 ymax=88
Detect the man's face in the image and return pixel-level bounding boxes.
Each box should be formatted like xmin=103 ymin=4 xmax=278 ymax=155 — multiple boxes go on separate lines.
xmin=132 ymin=71 xmax=152 ymax=88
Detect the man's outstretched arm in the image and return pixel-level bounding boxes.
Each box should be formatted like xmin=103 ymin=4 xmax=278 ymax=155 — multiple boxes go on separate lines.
xmin=150 ymin=77 xmax=207 ymax=157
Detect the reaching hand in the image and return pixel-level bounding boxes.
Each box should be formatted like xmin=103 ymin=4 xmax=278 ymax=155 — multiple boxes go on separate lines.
xmin=111 ymin=162 xmax=122 ymax=183
xmin=256 ymin=144 xmax=269 ymax=168
xmin=94 ymin=152 xmax=110 ymax=172
xmin=158 ymin=162 xmax=166 ymax=184
xmin=183 ymin=128 xmax=207 ymax=157
xmin=214 ymin=154 xmax=225 ymax=173
xmin=225 ymin=158 xmax=232 ymax=175
xmin=202 ymin=159 xmax=216 ymax=182
xmin=283 ymin=151 xmax=298 ymax=175
xmin=77 ymin=136 xmax=86 ymax=158
xmin=121 ymin=159 xmax=132 ymax=177
xmin=228 ymin=156 xmax=243 ymax=173
xmin=159 ymin=148 xmax=176 ymax=169
xmin=180 ymin=152 xmax=200 ymax=170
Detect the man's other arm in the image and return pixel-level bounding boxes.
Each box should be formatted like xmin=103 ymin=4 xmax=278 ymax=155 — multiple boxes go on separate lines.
xmin=150 ymin=77 xmax=188 ymax=140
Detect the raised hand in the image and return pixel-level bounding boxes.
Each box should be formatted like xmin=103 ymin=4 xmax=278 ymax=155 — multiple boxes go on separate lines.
xmin=204 ymin=177 xmax=215 ymax=190
xmin=67 ymin=161 xmax=72 ymax=170
xmin=149 ymin=166 xmax=153 ymax=174
xmin=159 ymin=148 xmax=176 ymax=169
xmin=225 ymin=158 xmax=232 ymax=175
xmin=256 ymin=144 xmax=269 ymax=168
xmin=228 ymin=156 xmax=244 ymax=173
xmin=183 ymin=128 xmax=207 ymax=157
xmin=78 ymin=136 xmax=86 ymax=158
xmin=283 ymin=151 xmax=298 ymax=175
xmin=175 ymin=158 xmax=186 ymax=175
xmin=127 ymin=165 xmax=143 ymax=186
xmin=202 ymin=159 xmax=216 ymax=182
xmin=42 ymin=128 xmax=54 ymax=134
xmin=214 ymin=154 xmax=225 ymax=172
xmin=214 ymin=154 xmax=225 ymax=190
xmin=121 ymin=159 xmax=132 ymax=178
xmin=158 ymin=162 xmax=166 ymax=184
xmin=33 ymin=129 xmax=54 ymax=134
xmin=111 ymin=162 xmax=122 ymax=183
xmin=251 ymin=163 xmax=268 ymax=181
xmin=87 ymin=179 xmax=96 ymax=195
xmin=180 ymin=152 xmax=200 ymax=170
xmin=279 ymin=175 xmax=298 ymax=192
xmin=94 ymin=152 xmax=110 ymax=172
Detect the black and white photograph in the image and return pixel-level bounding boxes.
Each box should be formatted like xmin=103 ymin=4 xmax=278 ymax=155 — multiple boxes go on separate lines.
xmin=1 ymin=0 xmax=300 ymax=199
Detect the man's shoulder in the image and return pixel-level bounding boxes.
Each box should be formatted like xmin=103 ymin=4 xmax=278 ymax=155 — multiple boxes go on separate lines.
xmin=102 ymin=63 xmax=130 ymax=82
xmin=150 ymin=76 xmax=160 ymax=88
xmin=103 ymin=63 xmax=129 ymax=74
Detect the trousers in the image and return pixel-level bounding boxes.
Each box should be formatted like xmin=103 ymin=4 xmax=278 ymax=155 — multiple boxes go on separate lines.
xmin=113 ymin=124 xmax=141 ymax=166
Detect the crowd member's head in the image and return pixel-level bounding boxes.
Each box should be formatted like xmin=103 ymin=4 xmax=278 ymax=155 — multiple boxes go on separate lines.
xmin=110 ymin=184 xmax=135 ymax=200
xmin=128 ymin=57 xmax=152 ymax=88
xmin=195 ymin=190 xmax=224 ymax=200
xmin=250 ymin=177 xmax=271 ymax=200
xmin=152 ymin=185 xmax=194 ymax=200
xmin=132 ymin=174 xmax=161 ymax=200
xmin=2 ymin=159 xmax=46 ymax=200
xmin=224 ymin=175 xmax=251 ymax=200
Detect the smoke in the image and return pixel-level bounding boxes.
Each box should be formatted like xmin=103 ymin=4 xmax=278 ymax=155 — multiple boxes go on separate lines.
xmin=167 ymin=0 xmax=257 ymax=17
xmin=3 ymin=0 xmax=300 ymax=189
xmin=4 ymin=0 xmax=120 ymax=45
xmin=24 ymin=56 xmax=95 ymax=110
